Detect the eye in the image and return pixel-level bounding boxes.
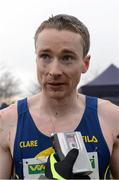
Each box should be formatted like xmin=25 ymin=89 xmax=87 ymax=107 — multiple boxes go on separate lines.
xmin=62 ymin=55 xmax=74 ymax=64
xmin=38 ymin=53 xmax=51 ymax=63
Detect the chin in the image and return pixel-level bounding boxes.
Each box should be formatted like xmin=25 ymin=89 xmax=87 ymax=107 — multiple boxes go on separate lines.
xmin=46 ymin=91 xmax=66 ymax=99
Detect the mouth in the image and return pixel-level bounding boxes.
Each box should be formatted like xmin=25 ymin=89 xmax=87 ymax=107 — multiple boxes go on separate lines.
xmin=48 ymin=83 xmax=65 ymax=86
xmin=47 ymin=82 xmax=65 ymax=90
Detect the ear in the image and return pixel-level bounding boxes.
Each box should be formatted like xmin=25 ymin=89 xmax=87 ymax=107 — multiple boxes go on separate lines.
xmin=82 ymin=55 xmax=90 ymax=73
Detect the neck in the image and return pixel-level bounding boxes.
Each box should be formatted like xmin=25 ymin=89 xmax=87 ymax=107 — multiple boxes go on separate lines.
xmin=40 ymin=92 xmax=79 ymax=117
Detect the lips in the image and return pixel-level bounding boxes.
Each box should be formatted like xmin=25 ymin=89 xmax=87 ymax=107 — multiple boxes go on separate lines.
xmin=47 ymin=82 xmax=65 ymax=90
xmin=48 ymin=83 xmax=65 ymax=86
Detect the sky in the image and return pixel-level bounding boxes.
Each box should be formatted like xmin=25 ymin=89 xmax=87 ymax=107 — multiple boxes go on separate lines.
xmin=0 ymin=0 xmax=119 ymax=95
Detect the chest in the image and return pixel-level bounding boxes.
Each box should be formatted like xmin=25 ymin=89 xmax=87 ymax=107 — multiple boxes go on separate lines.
xmin=31 ymin=112 xmax=83 ymax=137
xmin=13 ymin=112 xmax=111 ymax=180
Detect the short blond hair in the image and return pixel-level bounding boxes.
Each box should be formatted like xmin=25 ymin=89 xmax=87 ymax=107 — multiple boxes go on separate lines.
xmin=34 ymin=14 xmax=90 ymax=57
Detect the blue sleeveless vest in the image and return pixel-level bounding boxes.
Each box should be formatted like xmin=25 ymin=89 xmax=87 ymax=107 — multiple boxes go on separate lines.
xmin=13 ymin=96 xmax=111 ymax=179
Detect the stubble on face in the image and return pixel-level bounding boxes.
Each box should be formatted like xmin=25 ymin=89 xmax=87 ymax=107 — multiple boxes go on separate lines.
xmin=35 ymin=29 xmax=86 ymax=100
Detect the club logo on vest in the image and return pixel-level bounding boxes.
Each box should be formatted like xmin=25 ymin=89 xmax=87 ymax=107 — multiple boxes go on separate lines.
xmin=19 ymin=140 xmax=38 ymax=148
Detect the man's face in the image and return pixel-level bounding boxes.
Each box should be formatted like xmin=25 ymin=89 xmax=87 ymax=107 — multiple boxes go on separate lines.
xmin=35 ymin=29 xmax=90 ymax=99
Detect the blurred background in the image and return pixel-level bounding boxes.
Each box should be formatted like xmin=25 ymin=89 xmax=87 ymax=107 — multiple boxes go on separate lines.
xmin=0 ymin=0 xmax=119 ymax=107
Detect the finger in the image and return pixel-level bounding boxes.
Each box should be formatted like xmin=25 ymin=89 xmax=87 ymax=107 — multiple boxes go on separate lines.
xmin=63 ymin=148 xmax=79 ymax=166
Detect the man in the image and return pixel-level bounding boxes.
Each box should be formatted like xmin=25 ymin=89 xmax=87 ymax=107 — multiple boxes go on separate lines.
xmin=0 ymin=14 xmax=119 ymax=179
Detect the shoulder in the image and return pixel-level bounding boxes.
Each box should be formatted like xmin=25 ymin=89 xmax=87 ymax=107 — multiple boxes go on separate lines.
xmin=0 ymin=102 xmax=18 ymax=153
xmin=98 ymin=98 xmax=119 ymax=123
xmin=98 ymin=98 xmax=119 ymax=141
xmin=0 ymin=102 xmax=17 ymax=132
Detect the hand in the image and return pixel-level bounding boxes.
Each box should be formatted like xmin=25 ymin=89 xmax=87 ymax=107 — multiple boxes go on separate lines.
xmin=45 ymin=148 xmax=90 ymax=179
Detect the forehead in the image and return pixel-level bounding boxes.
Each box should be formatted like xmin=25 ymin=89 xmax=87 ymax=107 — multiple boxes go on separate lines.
xmin=35 ymin=29 xmax=83 ymax=53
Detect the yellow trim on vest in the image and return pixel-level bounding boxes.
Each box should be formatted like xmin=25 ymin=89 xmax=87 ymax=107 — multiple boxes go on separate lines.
xmin=104 ymin=165 xmax=109 ymax=180
xmin=35 ymin=147 xmax=55 ymax=157
xmin=104 ymin=164 xmax=113 ymax=180
xmin=50 ymin=153 xmax=65 ymax=180
xmin=14 ymin=174 xmax=19 ymax=179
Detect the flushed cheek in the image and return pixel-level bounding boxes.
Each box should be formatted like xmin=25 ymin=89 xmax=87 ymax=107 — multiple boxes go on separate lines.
xmin=71 ymin=77 xmax=80 ymax=87
xmin=37 ymin=69 xmax=46 ymax=85
xmin=70 ymin=72 xmax=81 ymax=86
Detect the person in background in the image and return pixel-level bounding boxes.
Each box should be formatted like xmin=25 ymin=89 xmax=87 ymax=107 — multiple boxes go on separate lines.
xmin=0 ymin=102 xmax=9 ymax=110
xmin=0 ymin=14 xmax=119 ymax=179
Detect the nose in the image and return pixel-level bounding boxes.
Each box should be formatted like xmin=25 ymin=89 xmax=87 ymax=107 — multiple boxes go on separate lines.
xmin=48 ymin=60 xmax=62 ymax=78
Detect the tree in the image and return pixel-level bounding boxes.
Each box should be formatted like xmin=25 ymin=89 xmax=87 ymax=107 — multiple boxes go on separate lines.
xmin=0 ymin=65 xmax=21 ymax=101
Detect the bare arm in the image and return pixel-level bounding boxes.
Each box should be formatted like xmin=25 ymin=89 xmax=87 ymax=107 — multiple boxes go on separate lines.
xmin=98 ymin=99 xmax=119 ymax=179
xmin=0 ymin=129 xmax=13 ymax=179
xmin=110 ymin=136 xmax=119 ymax=179
xmin=0 ymin=104 xmax=17 ymax=179
xmin=108 ymin=104 xmax=119 ymax=179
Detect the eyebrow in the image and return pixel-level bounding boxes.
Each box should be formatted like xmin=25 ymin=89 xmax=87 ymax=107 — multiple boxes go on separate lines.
xmin=38 ymin=48 xmax=77 ymax=56
xmin=61 ymin=49 xmax=77 ymax=56
xmin=38 ymin=49 xmax=51 ymax=53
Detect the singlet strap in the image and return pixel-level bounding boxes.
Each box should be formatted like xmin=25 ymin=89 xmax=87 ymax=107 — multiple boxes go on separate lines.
xmin=17 ymin=97 xmax=28 ymax=115
xmin=13 ymin=98 xmax=28 ymax=178
xmin=85 ymin=96 xmax=97 ymax=111
xmin=13 ymin=98 xmax=28 ymax=157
